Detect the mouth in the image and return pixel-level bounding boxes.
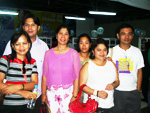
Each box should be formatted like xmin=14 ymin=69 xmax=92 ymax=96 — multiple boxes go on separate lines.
xmin=19 ymin=50 xmax=25 ymax=52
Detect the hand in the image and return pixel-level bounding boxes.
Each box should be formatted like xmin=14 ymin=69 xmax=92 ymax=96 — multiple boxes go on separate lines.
xmin=2 ymin=84 xmax=22 ymax=95
xmin=105 ymin=84 xmax=114 ymax=90
xmin=106 ymin=57 xmax=112 ymax=61
xmin=98 ymin=90 xmax=108 ymax=99
xmin=20 ymin=90 xmax=37 ymax=99
xmin=41 ymin=93 xmax=48 ymax=104
xmin=70 ymin=96 xmax=76 ymax=102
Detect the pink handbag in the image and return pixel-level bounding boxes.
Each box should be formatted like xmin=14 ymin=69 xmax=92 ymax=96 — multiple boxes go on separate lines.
xmin=69 ymin=84 xmax=98 ymax=113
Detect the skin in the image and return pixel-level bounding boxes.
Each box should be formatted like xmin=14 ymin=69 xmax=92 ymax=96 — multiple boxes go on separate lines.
xmin=0 ymin=35 xmax=38 ymax=99
xmin=22 ymin=18 xmax=40 ymax=43
xmin=42 ymin=28 xmax=79 ymax=104
xmin=79 ymin=37 xmax=91 ymax=62
xmin=79 ymin=44 xmax=119 ymax=99
xmin=117 ymin=28 xmax=142 ymax=91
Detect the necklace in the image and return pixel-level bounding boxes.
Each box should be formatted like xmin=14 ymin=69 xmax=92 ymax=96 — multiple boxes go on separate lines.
xmin=16 ymin=59 xmax=27 ymax=82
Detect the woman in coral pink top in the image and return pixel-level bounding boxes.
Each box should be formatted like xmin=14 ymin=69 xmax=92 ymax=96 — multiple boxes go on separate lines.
xmin=41 ymin=25 xmax=81 ymax=113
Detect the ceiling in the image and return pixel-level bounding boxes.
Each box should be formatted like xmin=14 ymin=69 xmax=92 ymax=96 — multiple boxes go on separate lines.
xmin=0 ymin=0 xmax=150 ymax=24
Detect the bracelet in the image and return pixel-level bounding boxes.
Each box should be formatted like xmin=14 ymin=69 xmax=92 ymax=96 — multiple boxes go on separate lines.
xmin=93 ymin=90 xmax=97 ymax=96
xmin=97 ymin=91 xmax=99 ymax=97
xmin=22 ymin=84 xmax=24 ymax=90
xmin=72 ymin=95 xmax=77 ymax=98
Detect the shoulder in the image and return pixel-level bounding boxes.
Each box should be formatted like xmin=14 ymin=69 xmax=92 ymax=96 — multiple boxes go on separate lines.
xmin=37 ymin=37 xmax=49 ymax=49
xmin=80 ymin=62 xmax=89 ymax=71
xmin=71 ymin=48 xmax=79 ymax=54
xmin=30 ymin=58 xmax=37 ymax=64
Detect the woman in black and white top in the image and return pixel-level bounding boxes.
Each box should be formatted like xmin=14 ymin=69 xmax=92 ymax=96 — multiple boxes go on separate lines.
xmin=0 ymin=30 xmax=38 ymax=113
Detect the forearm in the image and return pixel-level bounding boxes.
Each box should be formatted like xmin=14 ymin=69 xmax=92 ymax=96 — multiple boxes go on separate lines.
xmin=42 ymin=76 xmax=47 ymax=95
xmin=72 ymin=79 xmax=79 ymax=97
xmin=137 ymin=68 xmax=142 ymax=91
xmin=112 ymin=80 xmax=120 ymax=89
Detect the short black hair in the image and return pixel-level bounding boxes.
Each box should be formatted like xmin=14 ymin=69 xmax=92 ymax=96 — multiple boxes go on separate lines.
xmin=90 ymin=38 xmax=109 ymax=59
xmin=22 ymin=13 xmax=40 ymax=26
xmin=10 ymin=30 xmax=32 ymax=63
xmin=56 ymin=24 xmax=70 ymax=35
xmin=77 ymin=33 xmax=92 ymax=52
xmin=116 ymin=23 xmax=134 ymax=34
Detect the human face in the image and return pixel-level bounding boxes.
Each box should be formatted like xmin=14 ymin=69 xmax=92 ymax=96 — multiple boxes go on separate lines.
xmin=117 ymin=28 xmax=134 ymax=45
xmin=93 ymin=44 xmax=107 ymax=60
xmin=57 ymin=28 xmax=69 ymax=45
xmin=79 ymin=37 xmax=91 ymax=53
xmin=12 ymin=35 xmax=30 ymax=58
xmin=22 ymin=18 xmax=40 ymax=39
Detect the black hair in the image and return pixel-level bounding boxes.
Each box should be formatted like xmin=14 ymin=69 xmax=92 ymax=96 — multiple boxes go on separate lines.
xmin=56 ymin=24 xmax=70 ymax=35
xmin=22 ymin=13 xmax=40 ymax=26
xmin=10 ymin=30 xmax=32 ymax=63
xmin=90 ymin=38 xmax=109 ymax=59
xmin=116 ymin=23 xmax=134 ymax=34
xmin=77 ymin=33 xmax=92 ymax=52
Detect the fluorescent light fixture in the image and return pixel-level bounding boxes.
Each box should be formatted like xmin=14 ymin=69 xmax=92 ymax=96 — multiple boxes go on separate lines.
xmin=0 ymin=11 xmax=18 ymax=15
xmin=89 ymin=11 xmax=116 ymax=16
xmin=65 ymin=16 xmax=86 ymax=20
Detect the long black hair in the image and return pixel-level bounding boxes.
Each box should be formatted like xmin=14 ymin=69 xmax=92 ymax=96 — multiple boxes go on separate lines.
xmin=90 ymin=38 xmax=109 ymax=59
xmin=10 ymin=30 xmax=32 ymax=63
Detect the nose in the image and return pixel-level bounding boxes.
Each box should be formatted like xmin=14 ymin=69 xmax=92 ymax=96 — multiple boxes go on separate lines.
xmin=28 ymin=25 xmax=32 ymax=30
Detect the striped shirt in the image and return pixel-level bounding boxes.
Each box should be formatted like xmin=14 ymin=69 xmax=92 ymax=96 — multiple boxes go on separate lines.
xmin=0 ymin=55 xmax=38 ymax=105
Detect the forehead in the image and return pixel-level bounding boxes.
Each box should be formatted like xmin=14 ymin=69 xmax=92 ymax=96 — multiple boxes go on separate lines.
xmin=16 ymin=35 xmax=27 ymax=42
xmin=96 ymin=43 xmax=107 ymax=49
xmin=80 ymin=37 xmax=89 ymax=41
xmin=25 ymin=18 xmax=35 ymax=24
xmin=59 ymin=28 xmax=68 ymax=32
xmin=120 ymin=28 xmax=133 ymax=33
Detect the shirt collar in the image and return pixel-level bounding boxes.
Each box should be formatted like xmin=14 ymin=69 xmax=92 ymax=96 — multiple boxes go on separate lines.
xmin=32 ymin=35 xmax=41 ymax=45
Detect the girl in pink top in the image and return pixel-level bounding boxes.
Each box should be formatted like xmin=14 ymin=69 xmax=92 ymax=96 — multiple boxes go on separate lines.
xmin=42 ymin=25 xmax=81 ymax=113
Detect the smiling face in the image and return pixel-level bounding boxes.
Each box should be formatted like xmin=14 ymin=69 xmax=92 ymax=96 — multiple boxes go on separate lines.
xmin=12 ymin=35 xmax=30 ymax=58
xmin=117 ymin=28 xmax=134 ymax=45
xmin=79 ymin=36 xmax=91 ymax=53
xmin=22 ymin=18 xmax=40 ymax=39
xmin=93 ymin=44 xmax=107 ymax=61
xmin=57 ymin=28 xmax=69 ymax=45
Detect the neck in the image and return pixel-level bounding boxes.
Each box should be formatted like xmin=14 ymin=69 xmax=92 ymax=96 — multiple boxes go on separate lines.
xmin=93 ymin=58 xmax=106 ymax=66
xmin=57 ymin=44 xmax=68 ymax=50
xmin=119 ymin=43 xmax=130 ymax=51
xmin=30 ymin=36 xmax=36 ymax=43
xmin=79 ymin=52 xmax=89 ymax=58
xmin=17 ymin=55 xmax=26 ymax=61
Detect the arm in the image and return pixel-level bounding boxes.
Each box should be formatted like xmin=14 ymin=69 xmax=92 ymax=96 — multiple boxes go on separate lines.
xmin=137 ymin=68 xmax=142 ymax=91
xmin=41 ymin=76 xmax=48 ymax=104
xmin=70 ymin=50 xmax=81 ymax=102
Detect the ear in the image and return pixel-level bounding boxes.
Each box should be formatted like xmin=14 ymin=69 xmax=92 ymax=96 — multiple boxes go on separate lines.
xmin=38 ymin=26 xmax=40 ymax=31
xmin=116 ymin=33 xmax=120 ymax=40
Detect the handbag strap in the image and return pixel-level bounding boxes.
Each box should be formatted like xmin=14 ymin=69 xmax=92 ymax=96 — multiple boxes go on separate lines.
xmin=76 ymin=84 xmax=87 ymax=100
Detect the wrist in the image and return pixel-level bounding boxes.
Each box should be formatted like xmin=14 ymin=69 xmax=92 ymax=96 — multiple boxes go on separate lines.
xmin=72 ymin=95 xmax=77 ymax=98
xmin=93 ymin=89 xmax=97 ymax=96
xmin=22 ymin=84 xmax=24 ymax=90
xmin=97 ymin=90 xmax=99 ymax=97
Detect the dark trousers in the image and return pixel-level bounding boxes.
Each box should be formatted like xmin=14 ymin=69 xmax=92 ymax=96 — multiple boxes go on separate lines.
xmin=0 ymin=105 xmax=33 ymax=113
xmin=33 ymin=95 xmax=42 ymax=113
xmin=111 ymin=90 xmax=141 ymax=113
xmin=96 ymin=108 xmax=112 ymax=113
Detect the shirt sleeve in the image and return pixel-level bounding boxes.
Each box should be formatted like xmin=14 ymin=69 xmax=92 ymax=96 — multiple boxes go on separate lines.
xmin=42 ymin=51 xmax=49 ymax=78
xmin=3 ymin=41 xmax=12 ymax=56
xmin=71 ymin=49 xmax=81 ymax=79
xmin=0 ymin=56 xmax=8 ymax=75
xmin=137 ymin=49 xmax=145 ymax=69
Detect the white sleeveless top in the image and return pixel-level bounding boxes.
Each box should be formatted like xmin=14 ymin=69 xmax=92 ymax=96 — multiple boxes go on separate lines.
xmin=83 ymin=60 xmax=117 ymax=108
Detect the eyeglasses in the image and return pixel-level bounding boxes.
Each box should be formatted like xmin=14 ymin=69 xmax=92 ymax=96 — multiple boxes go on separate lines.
xmin=22 ymin=61 xmax=26 ymax=74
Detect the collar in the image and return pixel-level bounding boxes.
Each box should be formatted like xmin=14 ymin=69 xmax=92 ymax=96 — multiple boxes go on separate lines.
xmin=14 ymin=57 xmax=28 ymax=64
xmin=32 ymin=35 xmax=41 ymax=45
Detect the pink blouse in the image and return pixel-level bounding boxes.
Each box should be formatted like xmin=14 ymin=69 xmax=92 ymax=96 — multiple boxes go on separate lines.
xmin=43 ymin=48 xmax=81 ymax=89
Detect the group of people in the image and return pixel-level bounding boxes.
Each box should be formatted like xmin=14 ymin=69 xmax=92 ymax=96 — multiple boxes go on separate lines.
xmin=0 ymin=13 xmax=145 ymax=113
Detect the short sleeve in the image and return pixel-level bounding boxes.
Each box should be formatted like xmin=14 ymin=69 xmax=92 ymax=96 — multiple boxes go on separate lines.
xmin=3 ymin=41 xmax=12 ymax=56
xmin=137 ymin=49 xmax=145 ymax=69
xmin=32 ymin=61 xmax=38 ymax=75
xmin=42 ymin=50 xmax=49 ymax=78
xmin=0 ymin=56 xmax=8 ymax=75
xmin=71 ymin=49 xmax=81 ymax=79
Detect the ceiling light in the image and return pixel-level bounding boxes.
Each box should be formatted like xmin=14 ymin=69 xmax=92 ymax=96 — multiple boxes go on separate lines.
xmin=0 ymin=11 xmax=18 ymax=15
xmin=89 ymin=11 xmax=116 ymax=16
xmin=65 ymin=16 xmax=86 ymax=20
